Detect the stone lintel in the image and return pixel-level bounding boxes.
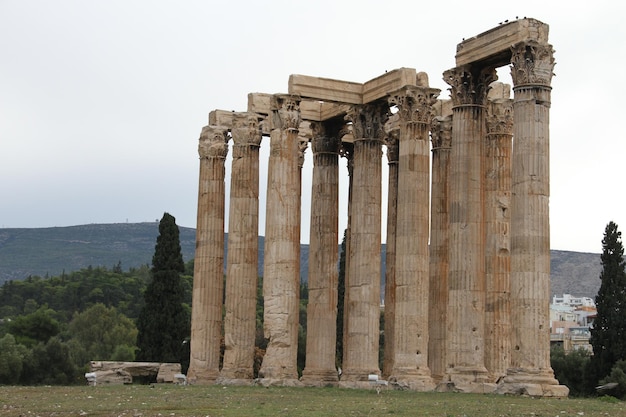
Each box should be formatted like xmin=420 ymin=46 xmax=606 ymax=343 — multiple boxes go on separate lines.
xmin=289 ymin=74 xmax=363 ymax=104
xmin=362 ymin=68 xmax=418 ymax=103
xmin=455 ymin=18 xmax=549 ymax=68
xmin=248 ymin=92 xmax=347 ymax=123
xmin=289 ymin=68 xmax=420 ymax=105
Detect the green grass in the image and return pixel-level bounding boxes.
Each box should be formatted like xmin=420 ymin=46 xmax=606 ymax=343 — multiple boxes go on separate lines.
xmin=0 ymin=385 xmax=625 ymax=417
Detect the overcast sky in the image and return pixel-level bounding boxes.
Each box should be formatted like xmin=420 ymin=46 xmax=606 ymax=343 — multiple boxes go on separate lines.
xmin=1 ymin=0 xmax=624 ymax=254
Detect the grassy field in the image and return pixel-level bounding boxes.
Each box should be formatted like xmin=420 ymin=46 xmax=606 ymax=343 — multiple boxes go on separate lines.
xmin=1 ymin=385 xmax=625 ymax=417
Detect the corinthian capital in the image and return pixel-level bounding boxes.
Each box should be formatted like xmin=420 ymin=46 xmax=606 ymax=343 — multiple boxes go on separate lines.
xmin=310 ymin=121 xmax=342 ymax=155
xmin=231 ymin=113 xmax=262 ymax=147
xmin=388 ymin=86 xmax=440 ymax=124
xmin=271 ymin=94 xmax=301 ymax=131
xmin=430 ymin=116 xmax=452 ymax=150
xmin=198 ymin=125 xmax=228 ymax=159
xmin=385 ymin=130 xmax=399 ymax=163
xmin=345 ymin=102 xmax=388 ymax=141
xmin=443 ymin=65 xmax=497 ymax=106
xmin=486 ymin=100 xmax=514 ymax=136
xmin=510 ymin=42 xmax=555 ymax=86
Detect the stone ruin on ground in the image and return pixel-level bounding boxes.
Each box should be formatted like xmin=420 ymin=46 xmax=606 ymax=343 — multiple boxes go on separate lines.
xmin=187 ymin=18 xmax=569 ymax=397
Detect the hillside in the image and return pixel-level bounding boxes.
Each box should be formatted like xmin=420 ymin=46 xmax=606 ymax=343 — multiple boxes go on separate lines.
xmin=0 ymin=223 xmax=601 ymax=298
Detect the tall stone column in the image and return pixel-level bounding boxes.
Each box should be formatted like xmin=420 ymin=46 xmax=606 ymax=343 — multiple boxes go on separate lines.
xmin=484 ymin=90 xmax=513 ymax=381
xmin=428 ymin=114 xmax=452 ymax=382
xmin=188 ymin=125 xmax=229 ymax=384
xmin=382 ymin=131 xmax=398 ymax=379
xmin=443 ymin=66 xmax=495 ymax=390
xmin=219 ymin=113 xmax=262 ymax=383
xmin=301 ymin=120 xmax=342 ymax=385
xmin=259 ymin=94 xmax=302 ymax=383
xmin=340 ymin=102 xmax=387 ymax=385
xmin=499 ymin=42 xmax=568 ymax=397
xmin=387 ymin=86 xmax=439 ymax=390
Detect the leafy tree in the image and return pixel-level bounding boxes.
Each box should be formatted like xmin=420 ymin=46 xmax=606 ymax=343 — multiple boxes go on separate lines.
xmin=589 ymin=221 xmax=626 ymax=386
xmin=599 ymin=360 xmax=626 ymax=399
xmin=136 ymin=213 xmax=190 ymax=365
xmin=67 ymin=303 xmax=137 ymax=366
xmin=21 ymin=337 xmax=79 ymax=385
xmin=7 ymin=306 xmax=61 ymax=347
xmin=550 ymin=345 xmax=591 ymax=397
xmin=0 ymin=334 xmax=28 ymax=384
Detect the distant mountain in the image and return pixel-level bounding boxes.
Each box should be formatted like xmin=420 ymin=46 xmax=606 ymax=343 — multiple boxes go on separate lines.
xmin=0 ymin=223 xmax=601 ymax=299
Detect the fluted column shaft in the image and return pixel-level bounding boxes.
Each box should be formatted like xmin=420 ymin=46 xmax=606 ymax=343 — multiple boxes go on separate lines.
xmin=484 ymin=97 xmax=513 ymax=380
xmin=220 ymin=114 xmax=262 ymax=381
xmin=507 ymin=42 xmax=559 ymax=384
xmin=428 ymin=115 xmax=452 ymax=382
xmin=188 ymin=125 xmax=228 ymax=384
xmin=302 ymin=121 xmax=341 ymax=384
xmin=341 ymin=103 xmax=387 ymax=382
xmin=388 ymin=86 xmax=438 ymax=389
xmin=444 ymin=66 xmax=495 ymax=384
xmin=260 ymin=95 xmax=301 ymax=381
xmin=382 ymin=132 xmax=398 ymax=379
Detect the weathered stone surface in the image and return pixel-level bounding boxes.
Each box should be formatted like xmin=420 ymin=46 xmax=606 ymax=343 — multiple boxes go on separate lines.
xmin=192 ymin=17 xmax=566 ymax=397
xmin=157 ymin=363 xmax=182 ymax=383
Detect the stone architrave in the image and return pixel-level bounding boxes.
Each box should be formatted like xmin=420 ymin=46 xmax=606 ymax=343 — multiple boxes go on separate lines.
xmin=498 ymin=42 xmax=568 ymax=397
xmin=259 ymin=94 xmax=302 ymax=384
xmin=484 ymin=89 xmax=513 ymax=381
xmin=428 ymin=114 xmax=452 ymax=382
xmin=340 ymin=102 xmax=387 ymax=385
xmin=219 ymin=113 xmax=262 ymax=383
xmin=301 ymin=120 xmax=342 ymax=385
xmin=387 ymin=85 xmax=439 ymax=390
xmin=382 ymin=130 xmax=398 ymax=379
xmin=443 ymin=66 xmax=495 ymax=390
xmin=187 ymin=125 xmax=228 ymax=384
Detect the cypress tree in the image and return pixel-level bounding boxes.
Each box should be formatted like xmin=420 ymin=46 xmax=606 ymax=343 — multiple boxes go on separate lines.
xmin=589 ymin=221 xmax=626 ymax=385
xmin=136 ymin=213 xmax=189 ymax=364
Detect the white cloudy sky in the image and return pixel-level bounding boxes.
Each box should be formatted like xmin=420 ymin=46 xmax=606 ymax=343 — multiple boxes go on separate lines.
xmin=1 ymin=0 xmax=624 ymax=254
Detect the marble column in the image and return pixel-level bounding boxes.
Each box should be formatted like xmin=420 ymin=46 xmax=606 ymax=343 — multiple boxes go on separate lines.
xmin=301 ymin=120 xmax=342 ymax=385
xmin=428 ymin=114 xmax=452 ymax=382
xmin=387 ymin=86 xmax=439 ymax=390
xmin=443 ymin=66 xmax=495 ymax=389
xmin=340 ymin=102 xmax=387 ymax=384
xmin=499 ymin=42 xmax=568 ymax=397
xmin=259 ymin=94 xmax=302 ymax=383
xmin=483 ymin=90 xmax=513 ymax=381
xmin=382 ymin=130 xmax=398 ymax=379
xmin=219 ymin=113 xmax=262 ymax=383
xmin=188 ymin=125 xmax=229 ymax=384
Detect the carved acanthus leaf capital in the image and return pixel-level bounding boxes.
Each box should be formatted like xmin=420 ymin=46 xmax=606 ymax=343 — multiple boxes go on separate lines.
xmin=430 ymin=116 xmax=452 ymax=150
xmin=345 ymin=102 xmax=389 ymax=141
xmin=271 ymin=94 xmax=301 ymax=131
xmin=385 ymin=130 xmax=399 ymax=163
xmin=486 ymin=100 xmax=514 ymax=136
xmin=231 ymin=113 xmax=262 ymax=147
xmin=198 ymin=125 xmax=228 ymax=159
xmin=388 ymin=86 xmax=440 ymax=125
xmin=298 ymin=138 xmax=309 ymax=168
xmin=310 ymin=121 xmax=341 ymax=155
xmin=443 ymin=65 xmax=497 ymax=106
xmin=510 ymin=42 xmax=555 ymax=86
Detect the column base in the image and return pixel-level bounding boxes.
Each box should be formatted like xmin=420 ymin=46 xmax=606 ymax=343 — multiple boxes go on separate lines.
xmin=218 ymin=367 xmax=254 ymax=380
xmin=388 ymin=367 xmax=436 ymax=391
xmin=186 ymin=368 xmax=219 ymax=385
xmin=258 ymin=366 xmax=299 ymax=381
xmin=495 ymin=368 xmax=569 ymax=397
xmin=300 ymin=368 xmax=339 ymax=387
xmin=440 ymin=365 xmax=493 ymax=393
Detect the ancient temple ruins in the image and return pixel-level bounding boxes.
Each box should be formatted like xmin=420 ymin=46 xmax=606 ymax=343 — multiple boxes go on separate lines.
xmin=187 ymin=18 xmax=569 ymax=396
